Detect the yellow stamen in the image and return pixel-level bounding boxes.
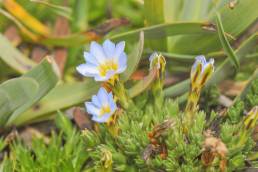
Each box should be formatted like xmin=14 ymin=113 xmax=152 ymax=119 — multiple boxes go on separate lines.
xmin=100 ymin=105 xmax=111 ymax=116
xmin=98 ymin=60 xmax=118 ymax=77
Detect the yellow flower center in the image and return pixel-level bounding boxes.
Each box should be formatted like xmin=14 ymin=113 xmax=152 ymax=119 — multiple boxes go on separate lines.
xmin=100 ymin=105 xmax=111 ymax=116
xmin=98 ymin=60 xmax=118 ymax=76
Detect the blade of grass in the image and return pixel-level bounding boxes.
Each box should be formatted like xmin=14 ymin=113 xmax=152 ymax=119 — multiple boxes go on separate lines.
xmin=72 ymin=0 xmax=88 ymax=31
xmin=109 ymin=22 xmax=216 ymax=41
xmin=0 ymin=8 xmax=39 ymax=41
xmin=31 ymin=0 xmax=72 ymax=20
xmin=144 ymin=0 xmax=166 ymax=51
xmin=3 ymin=0 xmax=50 ymax=36
xmin=216 ymin=12 xmax=239 ymax=68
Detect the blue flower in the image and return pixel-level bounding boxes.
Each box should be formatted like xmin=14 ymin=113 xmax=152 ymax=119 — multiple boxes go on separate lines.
xmin=77 ymin=40 xmax=127 ymax=81
xmin=149 ymin=52 xmax=166 ymax=70
xmin=85 ymin=87 xmax=117 ymax=123
xmin=191 ymin=55 xmax=214 ymax=87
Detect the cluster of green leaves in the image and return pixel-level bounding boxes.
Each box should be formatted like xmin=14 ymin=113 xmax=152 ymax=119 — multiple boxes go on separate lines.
xmin=0 ymin=112 xmax=87 ymax=172
xmin=1 ymin=83 xmax=257 ymax=171
xmin=0 ymin=77 xmax=257 ymax=171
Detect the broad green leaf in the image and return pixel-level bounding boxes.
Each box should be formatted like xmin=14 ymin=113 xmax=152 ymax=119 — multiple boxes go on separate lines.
xmin=109 ymin=22 xmax=216 ymax=41
xmin=120 ymin=32 xmax=144 ymax=82
xmin=13 ymin=79 xmax=100 ymax=126
xmin=6 ymin=59 xmax=59 ymax=126
xmin=170 ymin=0 xmax=258 ymax=54
xmin=0 ymin=77 xmax=38 ymax=126
xmin=128 ymin=69 xmax=157 ymax=98
xmin=164 ymin=79 xmax=190 ymax=97
xmin=0 ymin=34 xmax=36 ymax=74
xmin=216 ymin=13 xmax=239 ymax=68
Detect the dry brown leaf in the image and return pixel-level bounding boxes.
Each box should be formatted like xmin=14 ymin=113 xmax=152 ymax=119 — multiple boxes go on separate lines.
xmin=19 ymin=127 xmax=50 ymax=147
xmin=4 ymin=25 xmax=21 ymax=46
xmin=73 ymin=107 xmax=94 ymax=130
xmin=219 ymin=80 xmax=247 ymax=96
xmin=31 ymin=46 xmax=48 ymax=63
xmin=53 ymin=15 xmax=70 ymax=76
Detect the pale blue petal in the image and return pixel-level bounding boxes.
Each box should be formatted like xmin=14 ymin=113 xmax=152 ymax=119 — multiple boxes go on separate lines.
xmin=114 ymin=41 xmax=125 ymax=60
xmin=97 ymin=87 xmax=109 ymax=106
xmin=76 ymin=64 xmax=99 ymax=77
xmin=92 ymin=95 xmax=102 ymax=108
xmin=117 ymin=52 xmax=127 ymax=73
xmin=84 ymin=52 xmax=98 ymax=65
xmin=195 ymin=55 xmax=206 ymax=65
xmin=90 ymin=42 xmax=107 ymax=63
xmin=107 ymin=92 xmax=117 ymax=113
xmin=103 ymin=40 xmax=115 ymax=58
xmin=149 ymin=52 xmax=158 ymax=62
xmin=92 ymin=113 xmax=112 ymax=123
xmin=85 ymin=102 xmax=100 ymax=116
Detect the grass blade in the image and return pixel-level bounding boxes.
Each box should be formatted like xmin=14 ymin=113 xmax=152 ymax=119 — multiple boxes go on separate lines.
xmin=3 ymin=0 xmax=50 ymax=36
xmin=109 ymin=22 xmax=216 ymax=41
xmin=216 ymin=13 xmax=239 ymax=68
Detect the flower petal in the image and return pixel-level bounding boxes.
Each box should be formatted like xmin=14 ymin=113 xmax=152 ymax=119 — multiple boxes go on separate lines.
xmin=85 ymin=102 xmax=100 ymax=116
xmin=114 ymin=41 xmax=125 ymax=60
xmin=117 ymin=52 xmax=127 ymax=73
xmin=92 ymin=95 xmax=102 ymax=108
xmin=76 ymin=64 xmax=99 ymax=77
xmin=90 ymin=41 xmax=107 ymax=63
xmin=92 ymin=113 xmax=112 ymax=123
xmin=84 ymin=52 xmax=98 ymax=65
xmin=97 ymin=87 xmax=109 ymax=106
xmin=103 ymin=40 xmax=115 ymax=58
xmin=94 ymin=70 xmax=116 ymax=81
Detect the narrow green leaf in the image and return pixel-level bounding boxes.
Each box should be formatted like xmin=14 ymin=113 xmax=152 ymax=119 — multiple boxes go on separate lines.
xmin=6 ymin=59 xmax=59 ymax=126
xmin=120 ymin=32 xmax=144 ymax=82
xmin=0 ymin=34 xmax=36 ymax=74
xmin=128 ymin=69 xmax=157 ymax=98
xmin=72 ymin=0 xmax=89 ymax=31
xmin=144 ymin=0 xmax=166 ymax=51
xmin=109 ymin=22 xmax=216 ymax=41
xmin=31 ymin=0 xmax=72 ymax=19
xmin=12 ymin=80 xmax=100 ymax=126
xmin=216 ymin=13 xmax=239 ymax=68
